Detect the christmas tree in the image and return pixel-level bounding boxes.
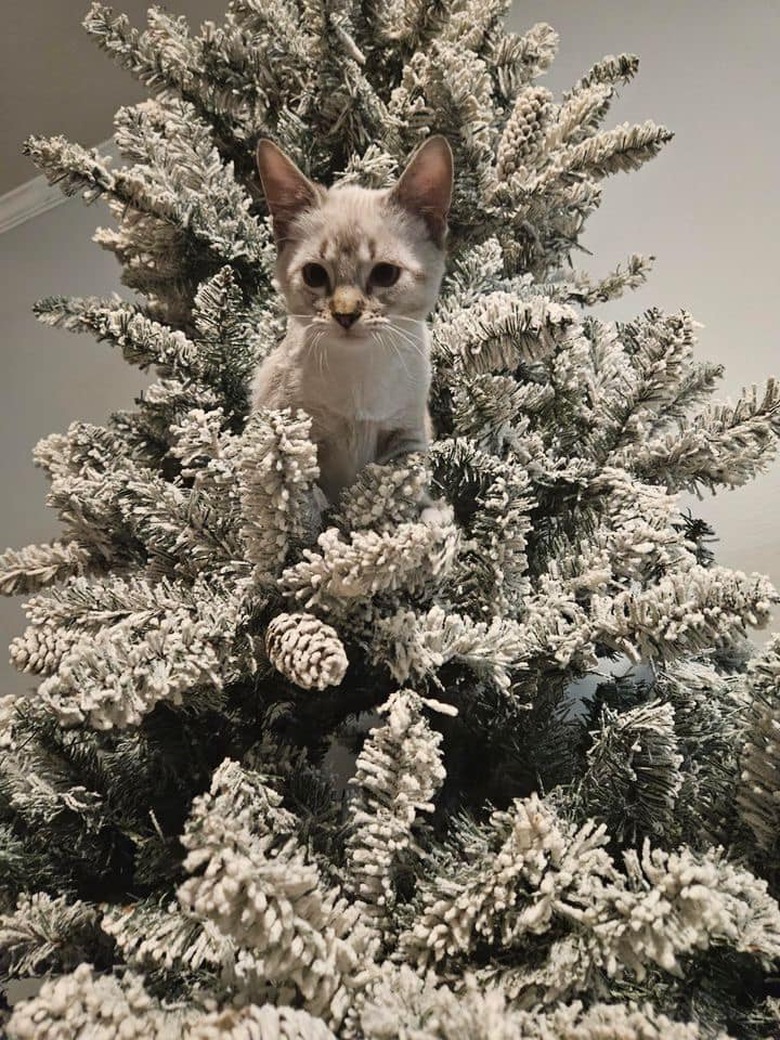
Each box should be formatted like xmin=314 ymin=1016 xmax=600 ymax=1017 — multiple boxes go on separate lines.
xmin=2 ymin=1 xmax=780 ymax=1036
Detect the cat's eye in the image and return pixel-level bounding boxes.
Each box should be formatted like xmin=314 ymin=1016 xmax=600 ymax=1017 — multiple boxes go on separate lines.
xmin=369 ymin=263 xmax=401 ymax=289
xmin=301 ymin=263 xmax=329 ymax=289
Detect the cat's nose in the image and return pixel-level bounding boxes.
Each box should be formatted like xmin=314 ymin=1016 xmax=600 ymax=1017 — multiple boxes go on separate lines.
xmin=331 ymin=286 xmax=364 ymax=328
xmin=333 ymin=311 xmax=358 ymax=328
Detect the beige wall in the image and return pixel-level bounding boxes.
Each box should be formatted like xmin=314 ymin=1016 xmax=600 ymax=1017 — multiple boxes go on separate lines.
xmin=1 ymin=1 xmax=778 ymax=697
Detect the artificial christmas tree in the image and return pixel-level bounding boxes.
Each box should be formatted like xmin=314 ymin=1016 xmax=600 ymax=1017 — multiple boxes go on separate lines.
xmin=2 ymin=1 xmax=780 ymax=1036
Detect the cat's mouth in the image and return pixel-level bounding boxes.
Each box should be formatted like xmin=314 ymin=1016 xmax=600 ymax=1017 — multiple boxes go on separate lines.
xmin=331 ymin=317 xmax=370 ymax=338
xmin=310 ymin=314 xmax=376 ymax=340
xmin=332 ymin=314 xmax=360 ymax=330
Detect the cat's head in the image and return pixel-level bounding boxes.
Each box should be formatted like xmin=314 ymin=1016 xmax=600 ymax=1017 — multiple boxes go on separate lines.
xmin=256 ymin=136 xmax=453 ymax=337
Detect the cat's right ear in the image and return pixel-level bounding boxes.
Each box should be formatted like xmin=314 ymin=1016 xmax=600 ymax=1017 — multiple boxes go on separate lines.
xmin=389 ymin=136 xmax=453 ymax=247
xmin=256 ymin=139 xmax=321 ymax=245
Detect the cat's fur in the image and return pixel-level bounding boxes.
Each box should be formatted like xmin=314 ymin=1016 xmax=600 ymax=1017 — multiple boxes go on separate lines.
xmin=251 ymin=136 xmax=453 ymax=504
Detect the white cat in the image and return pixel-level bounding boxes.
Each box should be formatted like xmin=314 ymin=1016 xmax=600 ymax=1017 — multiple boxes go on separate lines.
xmin=252 ymin=136 xmax=453 ymax=504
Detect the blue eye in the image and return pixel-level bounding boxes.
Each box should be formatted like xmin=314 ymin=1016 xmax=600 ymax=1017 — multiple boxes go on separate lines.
xmin=302 ymin=263 xmax=329 ymax=289
xmin=370 ymin=263 xmax=401 ymax=288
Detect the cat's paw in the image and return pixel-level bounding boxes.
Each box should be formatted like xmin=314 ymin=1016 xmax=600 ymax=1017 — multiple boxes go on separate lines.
xmin=313 ymin=485 xmax=330 ymax=513
xmin=306 ymin=484 xmax=331 ymax=536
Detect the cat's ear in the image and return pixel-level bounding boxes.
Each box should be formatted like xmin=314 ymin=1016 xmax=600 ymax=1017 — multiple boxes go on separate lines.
xmin=256 ymin=139 xmax=321 ymax=245
xmin=389 ymin=136 xmax=453 ymax=246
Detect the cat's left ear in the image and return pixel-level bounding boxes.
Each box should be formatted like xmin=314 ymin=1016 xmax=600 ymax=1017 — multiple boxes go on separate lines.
xmin=389 ymin=136 xmax=453 ymax=246
xmin=256 ymin=139 xmax=322 ymax=245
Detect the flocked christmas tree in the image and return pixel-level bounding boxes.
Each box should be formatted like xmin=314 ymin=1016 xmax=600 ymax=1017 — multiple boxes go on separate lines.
xmin=2 ymin=1 xmax=780 ymax=1037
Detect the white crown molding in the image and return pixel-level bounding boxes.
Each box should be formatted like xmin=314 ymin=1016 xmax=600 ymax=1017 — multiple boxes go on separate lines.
xmin=0 ymin=174 xmax=65 ymax=235
xmin=0 ymin=138 xmax=116 ymax=236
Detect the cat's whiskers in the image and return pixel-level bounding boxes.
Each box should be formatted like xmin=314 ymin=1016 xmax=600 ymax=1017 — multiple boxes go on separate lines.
xmin=303 ymin=321 xmax=335 ymax=360
xmin=371 ymin=328 xmax=412 ymax=382
xmin=385 ymin=315 xmax=427 ymax=325
xmin=385 ymin=323 xmax=427 ymax=361
xmin=286 ymin=314 xmax=322 ymax=331
xmin=320 ymin=331 xmax=333 ymax=378
xmin=386 ymin=327 xmax=423 ymax=382
xmin=370 ymin=316 xmax=427 ymax=354
xmin=305 ymin=327 xmax=324 ymax=379
xmin=314 ymin=330 xmax=328 ymax=380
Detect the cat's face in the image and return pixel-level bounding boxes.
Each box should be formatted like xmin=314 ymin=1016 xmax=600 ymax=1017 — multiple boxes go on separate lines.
xmin=256 ymin=137 xmax=453 ymax=340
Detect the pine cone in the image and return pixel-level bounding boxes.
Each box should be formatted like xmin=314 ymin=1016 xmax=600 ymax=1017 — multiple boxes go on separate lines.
xmin=496 ymin=86 xmax=553 ymax=177
xmin=264 ymin=612 xmax=348 ymax=691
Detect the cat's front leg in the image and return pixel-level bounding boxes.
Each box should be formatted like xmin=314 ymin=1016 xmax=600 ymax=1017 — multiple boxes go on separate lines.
xmin=376 ymin=425 xmax=451 ymax=527
xmin=375 ymin=425 xmax=429 ymax=466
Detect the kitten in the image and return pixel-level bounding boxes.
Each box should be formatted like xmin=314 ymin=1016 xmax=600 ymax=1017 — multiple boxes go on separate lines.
xmin=252 ymin=136 xmax=453 ymax=505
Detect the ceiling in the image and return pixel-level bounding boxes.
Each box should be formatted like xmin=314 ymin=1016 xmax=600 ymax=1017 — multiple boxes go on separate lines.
xmin=1 ymin=1 xmax=226 ymax=197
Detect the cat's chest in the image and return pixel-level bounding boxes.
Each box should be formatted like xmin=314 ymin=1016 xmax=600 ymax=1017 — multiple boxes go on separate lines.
xmin=297 ymin=332 xmax=427 ymax=423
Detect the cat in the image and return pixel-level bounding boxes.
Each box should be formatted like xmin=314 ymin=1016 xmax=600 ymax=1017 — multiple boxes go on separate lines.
xmin=251 ymin=135 xmax=453 ymax=506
